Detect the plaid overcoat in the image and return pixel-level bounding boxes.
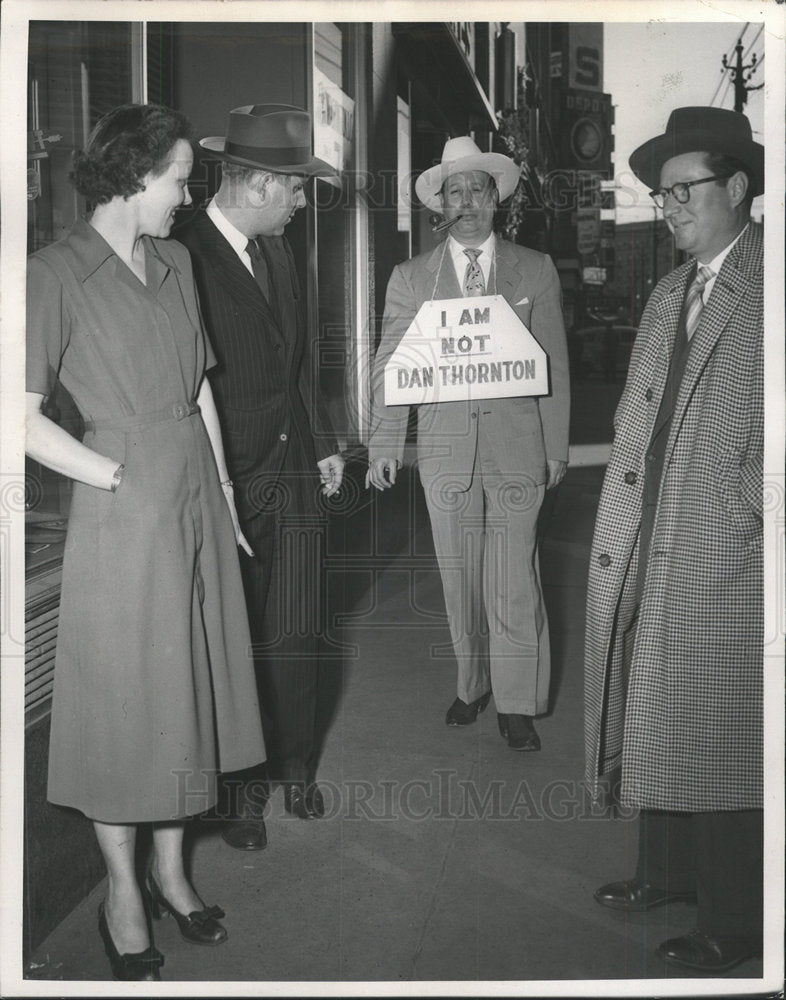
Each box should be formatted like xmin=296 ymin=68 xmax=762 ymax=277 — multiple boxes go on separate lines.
xmin=584 ymin=222 xmax=763 ymax=812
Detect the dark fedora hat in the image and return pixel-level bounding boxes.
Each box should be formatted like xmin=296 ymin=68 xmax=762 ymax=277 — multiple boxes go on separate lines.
xmin=200 ymin=103 xmax=338 ymax=177
xmin=629 ymin=106 xmax=764 ymax=196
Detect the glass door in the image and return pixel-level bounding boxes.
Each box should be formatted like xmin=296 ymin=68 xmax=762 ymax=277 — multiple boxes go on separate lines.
xmin=26 ymin=21 xmax=138 ymax=556
xmin=310 ymin=22 xmax=370 ymax=449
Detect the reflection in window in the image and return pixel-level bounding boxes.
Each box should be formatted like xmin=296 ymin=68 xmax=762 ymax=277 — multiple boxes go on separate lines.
xmin=27 ymin=21 xmax=135 ymax=554
xmin=312 ymin=23 xmax=355 ymax=449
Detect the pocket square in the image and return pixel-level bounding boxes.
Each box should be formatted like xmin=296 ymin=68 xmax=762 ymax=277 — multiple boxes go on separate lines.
xmin=515 ymin=296 xmax=530 ymax=306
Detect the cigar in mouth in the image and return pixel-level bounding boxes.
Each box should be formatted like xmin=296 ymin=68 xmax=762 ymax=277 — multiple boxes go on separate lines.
xmin=430 ymin=214 xmax=464 ymax=233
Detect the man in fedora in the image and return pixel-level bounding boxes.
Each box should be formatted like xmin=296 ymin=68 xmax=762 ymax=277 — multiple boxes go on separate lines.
xmin=584 ymin=107 xmax=765 ymax=972
xmin=367 ymin=137 xmax=569 ymax=751
xmin=177 ymin=104 xmax=344 ymax=845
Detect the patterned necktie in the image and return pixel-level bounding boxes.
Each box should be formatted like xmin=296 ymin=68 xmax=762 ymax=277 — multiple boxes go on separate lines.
xmin=463 ymin=248 xmax=486 ymax=296
xmin=684 ymin=265 xmax=713 ymax=341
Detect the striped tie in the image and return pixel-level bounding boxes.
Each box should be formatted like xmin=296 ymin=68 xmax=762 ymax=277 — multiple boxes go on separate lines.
xmin=684 ymin=265 xmax=713 ymax=341
xmin=463 ymin=248 xmax=485 ymax=296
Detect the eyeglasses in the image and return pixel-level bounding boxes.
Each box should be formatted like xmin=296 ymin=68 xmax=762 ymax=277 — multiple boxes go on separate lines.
xmin=649 ymin=175 xmax=731 ymax=209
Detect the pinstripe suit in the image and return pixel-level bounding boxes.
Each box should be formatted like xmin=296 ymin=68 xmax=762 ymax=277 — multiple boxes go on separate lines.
xmin=177 ymin=208 xmax=335 ymax=783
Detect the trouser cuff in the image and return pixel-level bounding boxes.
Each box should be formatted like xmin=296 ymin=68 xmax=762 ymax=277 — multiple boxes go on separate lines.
xmin=635 ymin=859 xmax=695 ymax=894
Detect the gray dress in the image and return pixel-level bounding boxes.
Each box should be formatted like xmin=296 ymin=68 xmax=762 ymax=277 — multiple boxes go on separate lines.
xmin=27 ymin=219 xmax=266 ymax=822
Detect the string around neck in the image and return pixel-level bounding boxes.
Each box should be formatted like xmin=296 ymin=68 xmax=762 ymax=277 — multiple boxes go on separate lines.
xmin=430 ymin=234 xmax=497 ymax=301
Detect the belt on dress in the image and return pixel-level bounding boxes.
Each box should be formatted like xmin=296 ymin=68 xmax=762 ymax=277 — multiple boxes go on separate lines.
xmin=83 ymin=400 xmax=200 ymax=433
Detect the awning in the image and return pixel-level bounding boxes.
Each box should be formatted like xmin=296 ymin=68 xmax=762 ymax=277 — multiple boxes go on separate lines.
xmin=393 ymin=23 xmax=498 ymax=133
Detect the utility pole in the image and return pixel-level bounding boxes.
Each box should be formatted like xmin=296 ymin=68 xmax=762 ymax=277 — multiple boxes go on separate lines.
xmin=721 ymin=39 xmax=763 ymax=113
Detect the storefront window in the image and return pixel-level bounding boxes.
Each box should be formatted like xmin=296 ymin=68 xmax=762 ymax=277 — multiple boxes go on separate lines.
xmin=397 ymin=94 xmax=412 ymax=257
xmin=311 ymin=23 xmax=370 ymax=447
xmin=26 ymin=21 xmax=137 ymax=570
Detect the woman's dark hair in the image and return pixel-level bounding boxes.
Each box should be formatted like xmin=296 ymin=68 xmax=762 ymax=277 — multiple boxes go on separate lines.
xmin=70 ymin=104 xmax=193 ymax=205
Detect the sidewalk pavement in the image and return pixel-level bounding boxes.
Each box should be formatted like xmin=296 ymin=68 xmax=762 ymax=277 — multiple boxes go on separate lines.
xmin=25 ymin=459 xmax=765 ymax=987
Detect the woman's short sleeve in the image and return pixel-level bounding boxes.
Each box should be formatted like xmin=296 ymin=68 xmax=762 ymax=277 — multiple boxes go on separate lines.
xmin=26 ymin=255 xmax=71 ymax=396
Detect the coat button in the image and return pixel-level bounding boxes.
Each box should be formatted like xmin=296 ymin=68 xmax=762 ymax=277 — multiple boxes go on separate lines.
xmin=645 ymin=388 xmax=653 ymax=401
xmin=624 ymin=471 xmax=637 ymax=485
xmin=274 ymin=344 xmax=282 ymax=352
xmin=471 ymin=412 xmax=477 ymax=419
xmin=598 ymin=553 xmax=611 ymax=567
xmin=279 ymin=433 xmax=288 ymax=442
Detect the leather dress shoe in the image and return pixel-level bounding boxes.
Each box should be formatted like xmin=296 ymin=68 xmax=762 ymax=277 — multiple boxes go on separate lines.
xmin=445 ymin=691 xmax=491 ymax=726
xmin=144 ymin=876 xmax=227 ymax=946
xmin=497 ymin=713 xmax=541 ymax=751
xmin=219 ymin=769 xmax=269 ymax=850
xmin=594 ymin=877 xmax=697 ymax=911
xmin=305 ymin=784 xmax=325 ymax=818
xmin=657 ymin=929 xmax=760 ymax=972
xmin=221 ymin=817 xmax=267 ymax=851
xmin=283 ymin=783 xmax=325 ymax=819
xmin=98 ymin=901 xmax=164 ymax=981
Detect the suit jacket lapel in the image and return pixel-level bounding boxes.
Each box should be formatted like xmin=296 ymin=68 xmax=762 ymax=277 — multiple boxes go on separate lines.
xmin=671 ymin=259 xmax=746 ymax=430
xmin=633 ymin=269 xmax=689 ymax=447
xmin=664 ymin=226 xmax=758 ymax=463
xmin=421 ymin=236 xmax=526 ymax=303
xmin=415 ymin=241 xmax=456 ymax=302
xmin=195 ymin=214 xmax=283 ymax=335
xmin=492 ymin=239 xmax=522 ymax=302
xmin=262 ymin=235 xmax=299 ymax=359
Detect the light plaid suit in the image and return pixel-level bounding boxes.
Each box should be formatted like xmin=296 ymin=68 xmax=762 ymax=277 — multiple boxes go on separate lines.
xmin=369 ymin=236 xmax=569 ymax=715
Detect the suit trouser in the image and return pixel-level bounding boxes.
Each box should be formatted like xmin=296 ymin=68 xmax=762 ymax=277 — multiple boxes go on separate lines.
xmin=422 ymin=459 xmax=549 ymax=715
xmin=622 ymin=612 xmax=763 ymax=941
xmin=239 ymin=462 xmax=325 ymax=785
xmin=635 ymin=808 xmax=763 ymax=940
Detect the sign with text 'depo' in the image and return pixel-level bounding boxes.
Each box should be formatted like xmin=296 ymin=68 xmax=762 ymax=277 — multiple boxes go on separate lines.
xmin=384 ymin=295 xmax=549 ymax=406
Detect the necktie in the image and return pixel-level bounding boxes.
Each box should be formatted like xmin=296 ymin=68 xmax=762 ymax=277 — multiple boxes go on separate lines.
xmin=684 ymin=265 xmax=713 ymax=341
xmin=463 ymin=248 xmax=485 ymax=297
xmin=247 ymin=238 xmax=271 ymax=301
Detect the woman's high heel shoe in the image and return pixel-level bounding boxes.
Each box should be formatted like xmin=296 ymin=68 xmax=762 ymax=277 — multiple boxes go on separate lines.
xmin=144 ymin=875 xmax=228 ymax=946
xmin=97 ymin=901 xmax=164 ymax=981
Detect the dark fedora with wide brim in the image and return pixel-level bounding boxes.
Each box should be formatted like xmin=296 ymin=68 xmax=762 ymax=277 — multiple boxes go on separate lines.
xmin=200 ymin=103 xmax=338 ymax=177
xmin=630 ymin=106 xmax=764 ymax=197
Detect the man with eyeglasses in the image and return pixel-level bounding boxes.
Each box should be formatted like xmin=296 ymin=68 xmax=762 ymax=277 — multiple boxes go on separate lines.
xmin=584 ymin=108 xmax=764 ymax=973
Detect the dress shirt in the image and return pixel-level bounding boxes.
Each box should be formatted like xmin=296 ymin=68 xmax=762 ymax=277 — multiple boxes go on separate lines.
xmin=447 ymin=232 xmax=495 ymax=292
xmin=206 ymin=198 xmax=255 ymax=277
xmin=699 ymin=222 xmax=749 ymax=304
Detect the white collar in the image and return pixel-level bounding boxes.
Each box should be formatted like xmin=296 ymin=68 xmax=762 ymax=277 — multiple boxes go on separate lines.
xmin=447 ymin=230 xmax=495 ymax=265
xmin=206 ymin=198 xmax=253 ymax=262
xmin=700 ymin=222 xmax=749 ymax=276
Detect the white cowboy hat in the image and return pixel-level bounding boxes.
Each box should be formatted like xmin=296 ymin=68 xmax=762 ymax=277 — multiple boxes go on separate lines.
xmin=415 ymin=136 xmax=521 ymax=211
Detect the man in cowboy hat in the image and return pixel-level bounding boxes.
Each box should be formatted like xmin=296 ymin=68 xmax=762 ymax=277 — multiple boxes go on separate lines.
xmin=584 ymin=107 xmax=765 ymax=972
xmin=367 ymin=136 xmax=569 ymax=751
xmin=177 ymin=104 xmax=344 ymax=845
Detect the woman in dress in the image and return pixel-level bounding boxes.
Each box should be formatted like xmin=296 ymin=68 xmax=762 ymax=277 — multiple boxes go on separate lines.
xmin=25 ymin=104 xmax=266 ymax=981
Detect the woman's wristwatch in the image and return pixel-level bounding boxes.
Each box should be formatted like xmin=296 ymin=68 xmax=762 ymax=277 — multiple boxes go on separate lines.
xmin=110 ymin=463 xmax=125 ymax=493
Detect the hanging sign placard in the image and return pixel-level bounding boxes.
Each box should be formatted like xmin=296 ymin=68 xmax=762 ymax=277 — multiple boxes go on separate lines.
xmin=313 ymin=67 xmax=354 ymax=175
xmin=384 ymin=295 xmax=549 ymax=406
